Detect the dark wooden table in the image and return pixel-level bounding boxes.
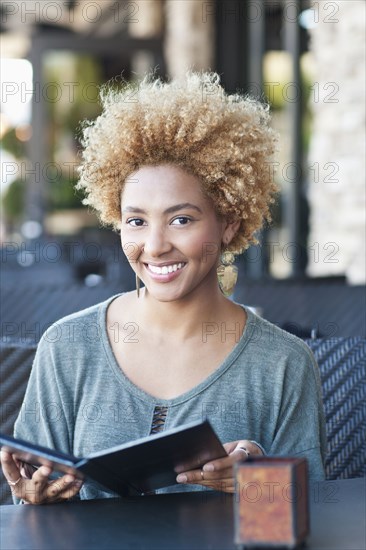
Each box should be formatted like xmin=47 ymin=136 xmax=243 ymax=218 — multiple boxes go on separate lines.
xmin=1 ymin=478 xmax=365 ymax=549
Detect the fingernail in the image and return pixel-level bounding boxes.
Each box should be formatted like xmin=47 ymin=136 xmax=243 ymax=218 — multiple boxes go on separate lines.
xmin=203 ymin=464 xmax=214 ymax=472
xmin=73 ymin=480 xmax=83 ymax=487
xmin=176 ymin=474 xmax=187 ymax=483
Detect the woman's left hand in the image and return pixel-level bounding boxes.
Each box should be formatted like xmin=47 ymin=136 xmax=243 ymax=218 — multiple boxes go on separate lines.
xmin=176 ymin=440 xmax=263 ymax=493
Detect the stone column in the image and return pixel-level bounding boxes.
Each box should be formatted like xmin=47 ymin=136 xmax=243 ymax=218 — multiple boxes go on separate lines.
xmin=163 ymin=0 xmax=215 ymax=78
xmin=128 ymin=0 xmax=163 ymax=38
xmin=306 ymin=1 xmax=365 ymax=284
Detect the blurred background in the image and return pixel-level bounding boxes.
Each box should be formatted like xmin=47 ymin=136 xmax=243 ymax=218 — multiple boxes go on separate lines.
xmin=1 ymin=0 xmax=365 ymax=341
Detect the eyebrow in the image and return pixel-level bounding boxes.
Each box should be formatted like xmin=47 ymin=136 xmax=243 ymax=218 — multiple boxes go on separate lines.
xmin=122 ymin=203 xmax=203 ymax=215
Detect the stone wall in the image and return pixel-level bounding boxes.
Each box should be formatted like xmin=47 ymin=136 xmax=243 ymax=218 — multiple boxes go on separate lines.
xmin=306 ymin=1 xmax=365 ymax=284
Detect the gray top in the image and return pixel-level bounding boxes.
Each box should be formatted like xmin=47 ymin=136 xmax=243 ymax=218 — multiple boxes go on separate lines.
xmin=14 ymin=294 xmax=327 ymax=500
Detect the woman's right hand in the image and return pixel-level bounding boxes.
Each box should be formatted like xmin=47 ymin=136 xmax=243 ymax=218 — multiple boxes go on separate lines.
xmin=1 ymin=450 xmax=83 ymax=504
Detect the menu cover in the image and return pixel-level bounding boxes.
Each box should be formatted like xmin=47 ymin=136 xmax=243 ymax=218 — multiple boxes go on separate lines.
xmin=0 ymin=419 xmax=227 ymax=496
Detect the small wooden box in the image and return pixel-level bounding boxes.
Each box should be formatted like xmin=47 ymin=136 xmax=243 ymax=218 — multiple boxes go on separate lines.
xmin=234 ymin=457 xmax=309 ymax=548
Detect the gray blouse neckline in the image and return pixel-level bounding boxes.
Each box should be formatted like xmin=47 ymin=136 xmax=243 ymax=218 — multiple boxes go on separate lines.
xmin=98 ymin=293 xmax=257 ymax=407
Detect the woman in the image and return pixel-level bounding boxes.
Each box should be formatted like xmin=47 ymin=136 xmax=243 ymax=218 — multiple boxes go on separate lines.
xmin=1 ymin=71 xmax=326 ymax=504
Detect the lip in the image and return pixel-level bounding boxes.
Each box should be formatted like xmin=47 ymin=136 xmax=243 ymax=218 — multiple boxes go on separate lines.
xmin=143 ymin=262 xmax=186 ymax=282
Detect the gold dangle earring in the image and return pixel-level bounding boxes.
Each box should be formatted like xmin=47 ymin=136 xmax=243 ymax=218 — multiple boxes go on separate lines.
xmin=136 ymin=274 xmax=141 ymax=298
xmin=217 ymin=250 xmax=238 ymax=297
xmin=136 ymin=246 xmax=143 ymax=298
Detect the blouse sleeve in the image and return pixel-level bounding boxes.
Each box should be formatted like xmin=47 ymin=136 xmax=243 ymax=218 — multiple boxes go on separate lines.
xmin=12 ymin=334 xmax=76 ymax=503
xmin=268 ymin=343 xmax=327 ymax=481
xmin=14 ymin=334 xmax=74 ymax=451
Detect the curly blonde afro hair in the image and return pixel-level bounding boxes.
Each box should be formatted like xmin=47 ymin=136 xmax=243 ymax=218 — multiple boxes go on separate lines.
xmin=76 ymin=70 xmax=278 ymax=254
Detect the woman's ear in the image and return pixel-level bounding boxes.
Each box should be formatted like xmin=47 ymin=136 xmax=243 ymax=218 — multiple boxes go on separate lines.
xmin=222 ymin=220 xmax=241 ymax=247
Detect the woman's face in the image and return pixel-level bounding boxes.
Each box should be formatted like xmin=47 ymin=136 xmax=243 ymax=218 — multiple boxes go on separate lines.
xmin=120 ymin=164 xmax=238 ymax=302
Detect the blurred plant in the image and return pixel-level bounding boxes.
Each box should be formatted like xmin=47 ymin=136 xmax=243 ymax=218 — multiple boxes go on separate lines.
xmin=44 ymin=54 xmax=103 ymax=213
xmin=48 ymin=177 xmax=84 ymax=211
xmin=2 ymin=178 xmax=25 ymax=224
xmin=2 ymin=54 xmax=106 ymax=228
xmin=1 ymin=128 xmax=27 ymax=159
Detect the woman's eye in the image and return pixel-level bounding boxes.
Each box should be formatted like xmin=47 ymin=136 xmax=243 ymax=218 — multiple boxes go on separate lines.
xmin=127 ymin=218 xmax=145 ymax=227
xmin=171 ymin=216 xmax=191 ymax=226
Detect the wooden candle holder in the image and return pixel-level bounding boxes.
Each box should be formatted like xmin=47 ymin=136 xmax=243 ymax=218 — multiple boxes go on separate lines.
xmin=234 ymin=457 xmax=309 ymax=548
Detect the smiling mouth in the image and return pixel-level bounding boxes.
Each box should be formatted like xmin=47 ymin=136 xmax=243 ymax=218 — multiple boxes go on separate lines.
xmin=144 ymin=262 xmax=186 ymax=275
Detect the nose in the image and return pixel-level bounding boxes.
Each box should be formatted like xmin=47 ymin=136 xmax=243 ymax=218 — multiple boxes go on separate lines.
xmin=142 ymin=225 xmax=172 ymax=258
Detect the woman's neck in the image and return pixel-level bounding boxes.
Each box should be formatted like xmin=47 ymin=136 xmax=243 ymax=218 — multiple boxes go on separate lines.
xmin=137 ymin=285 xmax=235 ymax=341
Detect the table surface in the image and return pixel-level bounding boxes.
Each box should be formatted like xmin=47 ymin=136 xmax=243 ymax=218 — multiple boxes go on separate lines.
xmin=1 ymin=478 xmax=365 ymax=550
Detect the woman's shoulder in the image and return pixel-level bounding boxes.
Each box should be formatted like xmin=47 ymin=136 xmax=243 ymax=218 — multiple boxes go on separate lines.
xmin=235 ymin=306 xmax=321 ymax=389
xmin=38 ymin=293 xmax=124 ymax=347
xmin=241 ymin=304 xmax=316 ymax=363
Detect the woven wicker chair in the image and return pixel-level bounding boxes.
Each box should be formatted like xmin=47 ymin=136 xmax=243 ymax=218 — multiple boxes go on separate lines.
xmin=1 ymin=342 xmax=37 ymax=504
xmin=1 ymin=337 xmax=365 ymax=504
xmin=304 ymin=337 xmax=366 ymax=480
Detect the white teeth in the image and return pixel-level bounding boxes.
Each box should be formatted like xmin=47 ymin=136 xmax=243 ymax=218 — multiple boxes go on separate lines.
xmin=148 ymin=263 xmax=185 ymax=275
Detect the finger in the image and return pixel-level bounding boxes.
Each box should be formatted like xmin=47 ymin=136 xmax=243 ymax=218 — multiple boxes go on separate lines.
xmin=177 ymin=466 xmax=233 ymax=484
xmin=203 ymin=440 xmax=259 ymax=473
xmin=29 ymin=464 xmax=53 ymax=483
xmin=30 ymin=470 xmax=71 ymax=500
xmin=177 ymin=473 xmax=235 ymax=493
xmin=233 ymin=446 xmax=251 ymax=460
xmin=19 ymin=475 xmax=82 ymax=505
xmin=201 ymin=451 xmax=246 ymax=474
xmin=9 ymin=465 xmax=52 ymax=502
xmin=1 ymin=450 xmax=22 ymax=485
xmin=20 ymin=462 xmax=39 ymax=479
xmin=234 ymin=440 xmax=263 ymax=456
xmin=45 ymin=476 xmax=83 ymax=503
xmin=58 ymin=479 xmax=83 ymax=500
